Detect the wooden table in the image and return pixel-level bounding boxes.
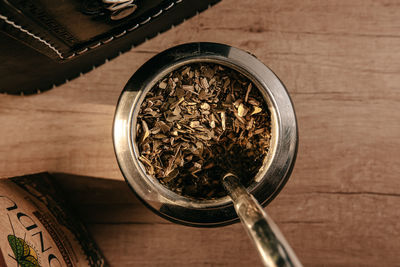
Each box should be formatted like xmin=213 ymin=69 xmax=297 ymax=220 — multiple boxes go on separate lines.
xmin=1 ymin=0 xmax=399 ymax=266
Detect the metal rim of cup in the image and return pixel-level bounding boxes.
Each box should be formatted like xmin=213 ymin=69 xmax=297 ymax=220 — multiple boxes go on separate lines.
xmin=113 ymin=42 xmax=298 ymax=227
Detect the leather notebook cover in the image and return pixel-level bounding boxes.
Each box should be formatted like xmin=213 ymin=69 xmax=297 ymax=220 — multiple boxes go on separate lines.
xmin=0 ymin=0 xmax=220 ymax=94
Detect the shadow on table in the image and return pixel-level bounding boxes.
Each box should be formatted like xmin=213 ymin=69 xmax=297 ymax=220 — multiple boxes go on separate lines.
xmin=53 ymin=173 xmax=166 ymax=224
xmin=51 ymin=173 xmax=264 ymax=267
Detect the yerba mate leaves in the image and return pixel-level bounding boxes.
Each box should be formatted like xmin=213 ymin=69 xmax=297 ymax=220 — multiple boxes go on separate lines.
xmin=137 ymin=63 xmax=271 ymax=199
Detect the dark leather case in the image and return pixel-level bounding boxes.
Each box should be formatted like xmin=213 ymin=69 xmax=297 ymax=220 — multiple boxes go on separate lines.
xmin=0 ymin=0 xmax=220 ymax=94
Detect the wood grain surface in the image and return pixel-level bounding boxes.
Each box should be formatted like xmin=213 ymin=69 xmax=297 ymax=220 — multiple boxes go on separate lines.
xmin=1 ymin=0 xmax=399 ymax=266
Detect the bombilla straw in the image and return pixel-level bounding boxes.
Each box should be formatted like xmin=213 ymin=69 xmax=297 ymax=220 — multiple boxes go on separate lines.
xmin=222 ymin=173 xmax=303 ymax=267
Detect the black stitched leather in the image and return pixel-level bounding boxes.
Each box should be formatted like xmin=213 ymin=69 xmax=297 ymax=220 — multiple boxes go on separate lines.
xmin=0 ymin=0 xmax=221 ymax=94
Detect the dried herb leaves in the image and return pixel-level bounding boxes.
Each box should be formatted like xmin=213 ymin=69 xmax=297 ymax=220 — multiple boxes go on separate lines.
xmin=137 ymin=63 xmax=271 ymax=199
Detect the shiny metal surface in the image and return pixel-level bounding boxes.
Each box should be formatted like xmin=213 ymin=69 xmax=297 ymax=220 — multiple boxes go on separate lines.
xmin=113 ymin=42 xmax=298 ymax=226
xmin=222 ymin=173 xmax=302 ymax=267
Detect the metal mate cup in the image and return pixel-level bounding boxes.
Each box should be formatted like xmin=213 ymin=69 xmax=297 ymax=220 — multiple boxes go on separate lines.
xmin=113 ymin=42 xmax=298 ymax=226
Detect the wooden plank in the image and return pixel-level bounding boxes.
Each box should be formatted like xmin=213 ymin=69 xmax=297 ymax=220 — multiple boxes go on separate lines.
xmin=0 ymin=0 xmax=399 ymax=266
xmin=0 ymin=97 xmax=120 ymax=179
xmin=1 ymin=0 xmax=399 ymax=180
xmin=89 ymin=223 xmax=263 ymax=267
xmin=55 ymin=174 xmax=400 ymax=266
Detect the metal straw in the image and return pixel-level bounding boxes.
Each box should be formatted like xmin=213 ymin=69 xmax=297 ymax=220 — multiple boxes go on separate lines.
xmin=222 ymin=173 xmax=303 ymax=267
